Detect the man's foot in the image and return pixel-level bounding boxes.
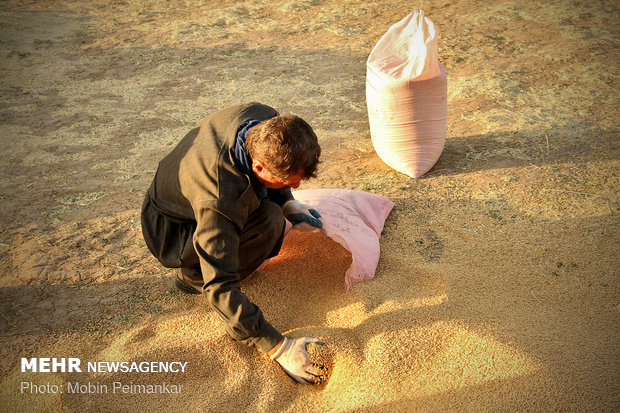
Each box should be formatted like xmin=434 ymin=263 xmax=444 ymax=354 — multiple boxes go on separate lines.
xmin=174 ymin=275 xmax=201 ymax=295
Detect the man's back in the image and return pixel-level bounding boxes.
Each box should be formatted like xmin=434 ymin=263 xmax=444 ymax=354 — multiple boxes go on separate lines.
xmin=147 ymin=102 xmax=279 ymax=222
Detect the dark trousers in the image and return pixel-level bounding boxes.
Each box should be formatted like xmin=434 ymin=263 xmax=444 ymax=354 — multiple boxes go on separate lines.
xmin=142 ymin=194 xmax=285 ymax=290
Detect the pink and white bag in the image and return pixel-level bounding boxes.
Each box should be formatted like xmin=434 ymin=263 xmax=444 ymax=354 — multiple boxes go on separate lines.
xmin=366 ymin=10 xmax=447 ymax=178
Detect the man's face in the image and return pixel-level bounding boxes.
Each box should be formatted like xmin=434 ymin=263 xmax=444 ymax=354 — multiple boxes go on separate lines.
xmin=252 ymin=159 xmax=304 ymax=189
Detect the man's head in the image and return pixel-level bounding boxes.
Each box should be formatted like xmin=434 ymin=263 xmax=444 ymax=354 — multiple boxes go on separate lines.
xmin=246 ymin=114 xmax=320 ymax=189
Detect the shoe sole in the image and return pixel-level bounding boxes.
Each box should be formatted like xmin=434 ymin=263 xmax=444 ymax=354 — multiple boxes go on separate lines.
xmin=174 ymin=276 xmax=201 ymax=295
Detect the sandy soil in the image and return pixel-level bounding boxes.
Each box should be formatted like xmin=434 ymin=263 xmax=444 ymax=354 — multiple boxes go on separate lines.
xmin=0 ymin=0 xmax=618 ymax=411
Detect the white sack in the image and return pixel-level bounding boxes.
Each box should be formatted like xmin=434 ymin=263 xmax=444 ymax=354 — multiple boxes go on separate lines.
xmin=366 ymin=10 xmax=448 ymax=178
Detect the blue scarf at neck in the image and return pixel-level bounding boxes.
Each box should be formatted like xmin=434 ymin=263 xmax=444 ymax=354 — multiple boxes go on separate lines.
xmin=234 ymin=119 xmax=266 ymax=198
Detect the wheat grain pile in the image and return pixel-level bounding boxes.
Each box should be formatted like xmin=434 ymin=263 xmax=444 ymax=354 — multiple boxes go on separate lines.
xmin=2 ymin=231 xmax=609 ymax=412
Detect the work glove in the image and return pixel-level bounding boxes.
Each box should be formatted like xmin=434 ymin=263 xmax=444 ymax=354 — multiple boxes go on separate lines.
xmin=270 ymin=337 xmax=324 ymax=384
xmin=282 ymin=200 xmax=322 ymax=231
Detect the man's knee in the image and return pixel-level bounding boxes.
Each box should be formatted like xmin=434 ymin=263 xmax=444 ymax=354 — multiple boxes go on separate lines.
xmin=237 ymin=200 xmax=285 ymax=276
xmin=260 ymin=200 xmax=285 ymax=236
xmin=245 ymin=200 xmax=285 ymax=241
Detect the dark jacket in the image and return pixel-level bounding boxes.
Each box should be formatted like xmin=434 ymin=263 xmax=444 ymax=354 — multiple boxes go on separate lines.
xmin=143 ymin=102 xmax=292 ymax=352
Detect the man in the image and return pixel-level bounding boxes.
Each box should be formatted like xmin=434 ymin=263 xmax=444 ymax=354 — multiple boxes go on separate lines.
xmin=141 ymin=102 xmax=324 ymax=384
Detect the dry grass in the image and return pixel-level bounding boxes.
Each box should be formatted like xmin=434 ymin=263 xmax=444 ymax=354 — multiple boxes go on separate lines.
xmin=0 ymin=0 xmax=618 ymax=411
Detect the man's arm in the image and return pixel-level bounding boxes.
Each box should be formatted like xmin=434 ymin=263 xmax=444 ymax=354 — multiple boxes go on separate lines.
xmin=193 ymin=204 xmax=284 ymax=353
xmin=193 ymin=199 xmax=325 ymax=384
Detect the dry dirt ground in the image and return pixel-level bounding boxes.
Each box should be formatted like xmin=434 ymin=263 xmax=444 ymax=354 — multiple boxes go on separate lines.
xmin=0 ymin=0 xmax=618 ymax=412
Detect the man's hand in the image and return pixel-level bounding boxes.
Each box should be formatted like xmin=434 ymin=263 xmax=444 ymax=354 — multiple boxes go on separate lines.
xmin=270 ymin=337 xmax=324 ymax=384
xmin=282 ymin=200 xmax=322 ymax=231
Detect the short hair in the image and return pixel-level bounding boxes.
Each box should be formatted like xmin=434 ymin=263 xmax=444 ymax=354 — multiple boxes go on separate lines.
xmin=246 ymin=114 xmax=321 ymax=179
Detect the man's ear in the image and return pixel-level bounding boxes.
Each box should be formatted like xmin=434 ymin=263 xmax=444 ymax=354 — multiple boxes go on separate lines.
xmin=252 ymin=158 xmax=265 ymax=175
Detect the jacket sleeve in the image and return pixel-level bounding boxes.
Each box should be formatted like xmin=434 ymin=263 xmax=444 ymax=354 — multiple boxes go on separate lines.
xmin=192 ymin=201 xmax=284 ymax=353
